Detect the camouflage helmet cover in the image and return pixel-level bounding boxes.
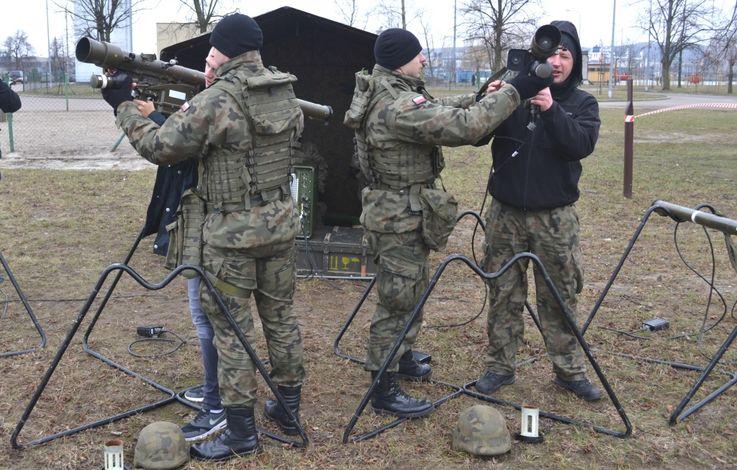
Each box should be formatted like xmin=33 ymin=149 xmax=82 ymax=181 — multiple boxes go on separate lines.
xmin=452 ymin=405 xmax=512 ymax=456
xmin=133 ymin=421 xmax=190 ymax=469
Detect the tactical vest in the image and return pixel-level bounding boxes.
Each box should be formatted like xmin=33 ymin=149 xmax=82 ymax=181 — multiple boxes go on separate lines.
xmin=203 ymin=67 xmax=302 ymax=210
xmin=345 ymin=70 xmax=439 ymax=191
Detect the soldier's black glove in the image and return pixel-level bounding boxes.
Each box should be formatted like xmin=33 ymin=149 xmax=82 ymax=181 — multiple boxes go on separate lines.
xmin=508 ymin=74 xmax=554 ymax=101
xmin=101 ymin=72 xmax=133 ymax=115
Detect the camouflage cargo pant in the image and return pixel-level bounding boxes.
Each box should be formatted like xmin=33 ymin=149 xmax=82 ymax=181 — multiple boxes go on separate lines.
xmin=364 ymin=229 xmax=430 ymax=372
xmin=481 ymin=200 xmax=586 ymax=381
xmin=199 ymin=241 xmax=305 ymax=407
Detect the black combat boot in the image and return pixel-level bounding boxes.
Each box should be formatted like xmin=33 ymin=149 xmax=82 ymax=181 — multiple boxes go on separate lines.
xmin=370 ymin=371 xmax=434 ymax=418
xmin=264 ymin=385 xmax=302 ymax=435
xmin=396 ymin=350 xmax=432 ymax=381
xmin=554 ymin=376 xmax=603 ymax=402
xmin=190 ymin=406 xmax=259 ymax=461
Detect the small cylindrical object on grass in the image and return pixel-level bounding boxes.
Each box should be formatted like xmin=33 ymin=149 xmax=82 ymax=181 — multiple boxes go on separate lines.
xmin=104 ymin=438 xmax=124 ymax=470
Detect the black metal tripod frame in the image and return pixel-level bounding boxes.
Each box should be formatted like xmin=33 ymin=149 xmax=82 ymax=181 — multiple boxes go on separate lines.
xmin=581 ymin=200 xmax=737 ymax=425
xmin=11 ymin=229 xmax=308 ymax=449
xmin=0 ymin=251 xmax=47 ymax=358
xmin=335 ymin=252 xmax=632 ymax=443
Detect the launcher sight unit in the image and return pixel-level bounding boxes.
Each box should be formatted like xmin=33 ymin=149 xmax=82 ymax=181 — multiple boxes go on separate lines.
xmin=75 ymin=37 xmax=333 ymax=120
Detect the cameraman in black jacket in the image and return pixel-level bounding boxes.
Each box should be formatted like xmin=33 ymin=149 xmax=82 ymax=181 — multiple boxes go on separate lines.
xmin=0 ymin=80 xmax=21 ymax=113
xmin=475 ymin=21 xmax=603 ymax=401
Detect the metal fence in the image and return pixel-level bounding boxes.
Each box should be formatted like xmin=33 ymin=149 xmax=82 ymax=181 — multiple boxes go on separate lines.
xmin=0 ymin=81 xmax=137 ymax=165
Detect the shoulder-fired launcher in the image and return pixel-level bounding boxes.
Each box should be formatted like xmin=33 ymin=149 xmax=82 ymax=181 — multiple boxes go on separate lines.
xmin=75 ymin=37 xmax=333 ymax=120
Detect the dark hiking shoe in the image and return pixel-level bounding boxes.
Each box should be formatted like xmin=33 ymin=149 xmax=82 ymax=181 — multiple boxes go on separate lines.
xmin=474 ymin=371 xmax=515 ymax=395
xmin=554 ymin=377 xmax=603 ymax=402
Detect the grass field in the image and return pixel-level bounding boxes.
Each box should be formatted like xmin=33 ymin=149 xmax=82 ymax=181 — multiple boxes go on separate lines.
xmin=1 ymin=106 xmax=737 ymax=469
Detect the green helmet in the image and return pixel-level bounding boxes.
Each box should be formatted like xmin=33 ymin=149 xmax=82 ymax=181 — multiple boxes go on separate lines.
xmin=133 ymin=421 xmax=190 ymax=469
xmin=452 ymin=405 xmax=512 ymax=456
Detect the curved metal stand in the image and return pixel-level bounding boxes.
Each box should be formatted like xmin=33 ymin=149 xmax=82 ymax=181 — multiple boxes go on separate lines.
xmin=582 ymin=200 xmax=737 ymax=425
xmin=336 ymin=252 xmax=632 ymax=443
xmin=11 ymin=260 xmax=308 ymax=449
xmin=1 ymin=252 xmax=46 ymax=358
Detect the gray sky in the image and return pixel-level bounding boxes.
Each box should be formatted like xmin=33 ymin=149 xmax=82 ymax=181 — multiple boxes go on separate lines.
xmin=2 ymin=0 xmax=734 ymax=58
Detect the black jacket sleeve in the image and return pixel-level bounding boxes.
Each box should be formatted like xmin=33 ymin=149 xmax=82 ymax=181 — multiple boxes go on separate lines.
xmin=0 ymin=81 xmax=21 ymax=113
xmin=539 ymin=94 xmax=600 ymax=161
xmin=148 ymin=111 xmax=167 ymax=126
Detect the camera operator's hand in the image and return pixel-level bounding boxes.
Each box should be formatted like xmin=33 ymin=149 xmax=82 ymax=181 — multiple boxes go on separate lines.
xmin=485 ymin=80 xmax=505 ymax=94
xmin=101 ymin=72 xmax=133 ymax=115
xmin=133 ymin=99 xmax=156 ymax=118
xmin=530 ymin=87 xmax=553 ymax=112
xmin=508 ymin=74 xmax=553 ymax=101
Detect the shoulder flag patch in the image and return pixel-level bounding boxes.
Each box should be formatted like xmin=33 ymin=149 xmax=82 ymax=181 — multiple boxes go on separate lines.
xmin=180 ymin=101 xmax=191 ymax=112
xmin=412 ymin=96 xmax=427 ymax=106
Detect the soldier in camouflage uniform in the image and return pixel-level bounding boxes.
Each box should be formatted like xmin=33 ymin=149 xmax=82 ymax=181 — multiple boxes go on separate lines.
xmin=475 ymin=21 xmax=603 ymax=402
xmin=344 ymin=28 xmax=552 ymax=418
xmin=102 ymin=14 xmax=306 ymax=460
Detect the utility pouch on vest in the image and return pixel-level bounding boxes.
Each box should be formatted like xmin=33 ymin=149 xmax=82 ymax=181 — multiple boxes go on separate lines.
xmin=431 ymin=146 xmax=445 ymax=177
xmin=419 ymin=187 xmax=458 ymax=251
xmin=343 ymin=72 xmax=373 ymax=129
xmin=165 ymin=189 xmax=205 ymax=278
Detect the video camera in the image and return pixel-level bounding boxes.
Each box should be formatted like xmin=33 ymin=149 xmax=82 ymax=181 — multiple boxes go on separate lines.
xmin=506 ymin=24 xmax=561 ymax=80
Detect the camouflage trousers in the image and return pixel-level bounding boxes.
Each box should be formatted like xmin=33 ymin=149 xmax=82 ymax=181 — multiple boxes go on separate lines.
xmin=364 ymin=229 xmax=430 ymax=372
xmin=481 ymin=200 xmax=586 ymax=381
xmin=199 ymin=241 xmax=305 ymax=407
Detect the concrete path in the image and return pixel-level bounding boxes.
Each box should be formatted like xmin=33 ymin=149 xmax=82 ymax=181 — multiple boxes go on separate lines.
xmin=599 ymin=92 xmax=737 ymax=109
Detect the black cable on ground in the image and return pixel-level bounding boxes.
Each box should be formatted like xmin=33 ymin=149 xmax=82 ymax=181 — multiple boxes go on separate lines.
xmin=596 ymin=221 xmax=737 ymax=365
xmin=127 ymin=329 xmax=187 ymax=359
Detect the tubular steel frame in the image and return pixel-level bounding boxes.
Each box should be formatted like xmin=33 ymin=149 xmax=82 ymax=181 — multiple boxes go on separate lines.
xmin=582 ymin=200 xmax=737 ymax=425
xmin=11 ymin=229 xmax=308 ymax=449
xmin=335 ymin=251 xmax=632 ymax=443
xmin=0 ymin=251 xmax=46 ymax=358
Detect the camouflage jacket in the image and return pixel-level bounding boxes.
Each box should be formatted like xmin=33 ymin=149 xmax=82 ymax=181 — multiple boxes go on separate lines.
xmin=345 ymin=65 xmax=520 ymax=233
xmin=116 ymin=51 xmax=299 ymax=249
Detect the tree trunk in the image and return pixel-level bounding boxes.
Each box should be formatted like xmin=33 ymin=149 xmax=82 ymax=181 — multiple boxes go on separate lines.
xmin=729 ymin=61 xmax=735 ymax=94
xmin=661 ymin=58 xmax=672 ymax=90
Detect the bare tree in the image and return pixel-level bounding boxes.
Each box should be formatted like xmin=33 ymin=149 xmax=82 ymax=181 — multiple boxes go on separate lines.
xmin=418 ymin=10 xmax=436 ymax=79
xmin=335 ymin=0 xmax=358 ymax=26
xmin=61 ymin=0 xmax=142 ymax=42
xmin=639 ymin=0 xmax=716 ymax=90
xmin=377 ymin=0 xmax=408 ymax=30
xmin=717 ymin=1 xmax=737 ymax=93
xmin=3 ymin=31 xmax=35 ymax=69
xmin=461 ymin=0 xmax=537 ymax=72
xmin=178 ymin=0 xmax=225 ymax=33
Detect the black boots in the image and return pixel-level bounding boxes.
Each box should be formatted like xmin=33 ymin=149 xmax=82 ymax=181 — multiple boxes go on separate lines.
xmin=475 ymin=371 xmax=515 ymax=395
xmin=370 ymin=371 xmax=434 ymax=418
xmin=190 ymin=406 xmax=259 ymax=460
xmin=396 ymin=350 xmax=432 ymax=381
xmin=264 ymin=385 xmax=302 ymax=435
xmin=554 ymin=376 xmax=603 ymax=402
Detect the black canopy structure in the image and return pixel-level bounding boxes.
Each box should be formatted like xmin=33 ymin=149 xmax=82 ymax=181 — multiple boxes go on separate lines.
xmin=160 ymin=7 xmax=377 ymax=225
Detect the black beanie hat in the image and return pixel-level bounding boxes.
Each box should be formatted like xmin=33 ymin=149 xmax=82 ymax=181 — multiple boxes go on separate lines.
xmin=374 ymin=28 xmax=423 ymax=70
xmin=560 ymin=32 xmax=579 ymax=64
xmin=209 ymin=14 xmax=263 ymax=58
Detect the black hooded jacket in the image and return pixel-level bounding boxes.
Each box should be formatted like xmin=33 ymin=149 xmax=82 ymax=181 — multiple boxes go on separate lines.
xmin=0 ymin=81 xmax=21 ymax=113
xmin=487 ymin=20 xmax=600 ymax=211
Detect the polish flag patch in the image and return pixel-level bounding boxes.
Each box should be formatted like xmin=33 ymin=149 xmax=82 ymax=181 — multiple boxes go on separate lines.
xmin=180 ymin=101 xmax=191 ymax=112
xmin=412 ymin=96 xmax=427 ymax=106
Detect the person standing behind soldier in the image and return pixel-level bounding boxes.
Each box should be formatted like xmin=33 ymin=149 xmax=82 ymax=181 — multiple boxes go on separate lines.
xmin=474 ymin=21 xmax=602 ymax=402
xmin=101 ymin=13 xmax=306 ymax=461
xmin=0 ymin=79 xmax=21 ymax=161
xmin=344 ymin=28 xmax=552 ymax=418
xmin=133 ymin=52 xmax=225 ymax=442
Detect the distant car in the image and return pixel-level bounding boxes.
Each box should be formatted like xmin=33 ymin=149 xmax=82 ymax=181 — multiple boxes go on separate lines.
xmin=9 ymin=70 xmax=24 ymax=85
